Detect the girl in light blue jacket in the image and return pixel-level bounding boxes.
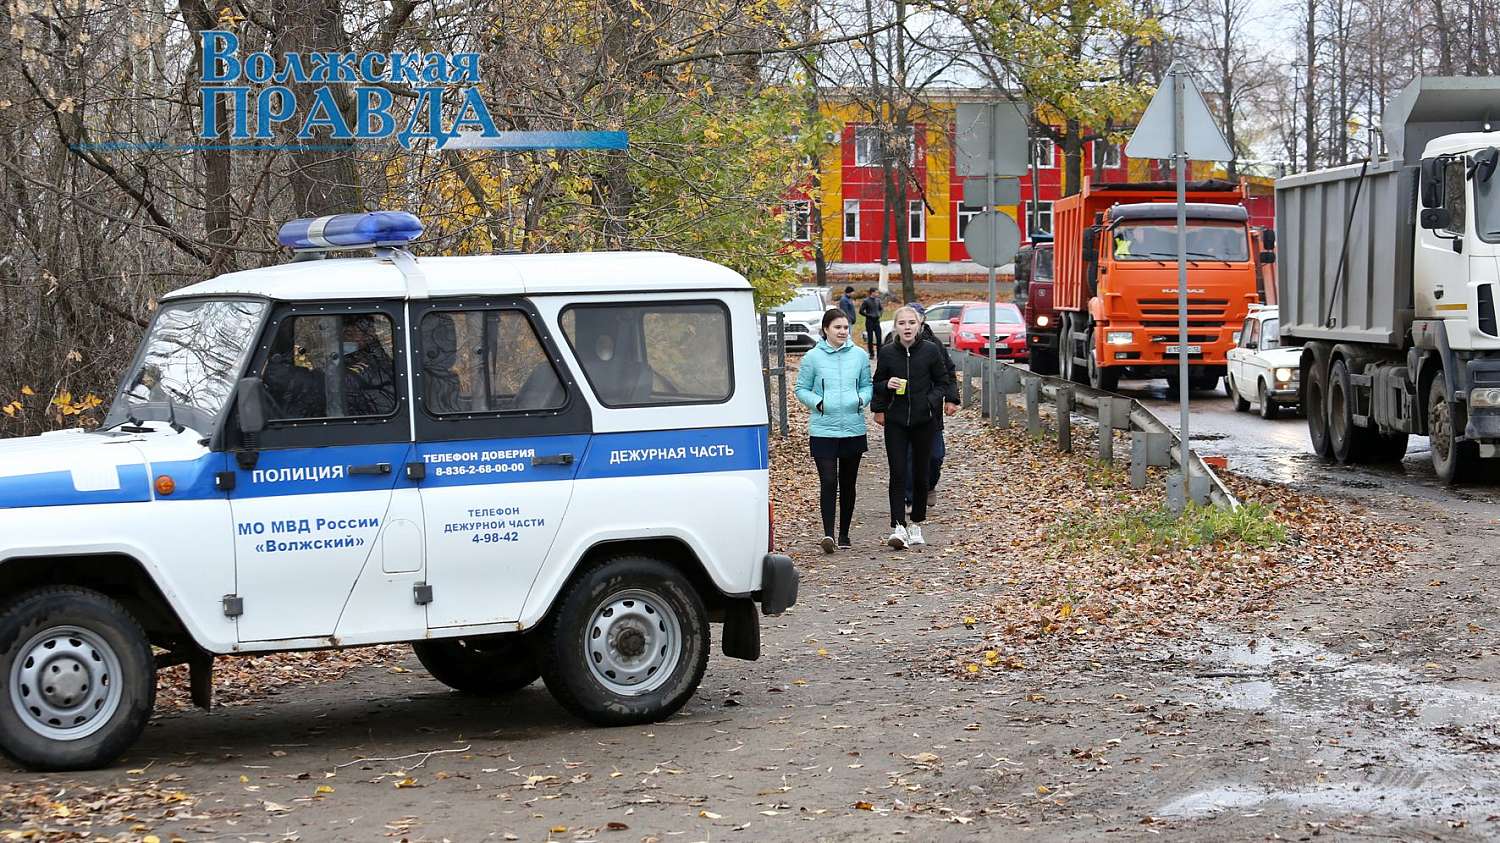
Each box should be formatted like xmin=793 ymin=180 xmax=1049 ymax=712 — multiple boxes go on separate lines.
xmin=794 ymin=308 xmax=874 ymax=553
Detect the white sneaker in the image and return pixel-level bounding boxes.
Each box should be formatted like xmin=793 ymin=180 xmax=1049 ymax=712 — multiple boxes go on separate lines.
xmin=888 ymin=524 xmax=909 ymax=549
xmin=820 ymin=536 xmax=836 ymax=554
xmin=908 ymin=524 xmax=925 ymax=546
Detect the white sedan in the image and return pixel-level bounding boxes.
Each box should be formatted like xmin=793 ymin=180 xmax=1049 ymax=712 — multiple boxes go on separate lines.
xmin=880 ymin=300 xmax=979 ymax=346
xmin=1227 ymin=306 xmax=1302 ymax=419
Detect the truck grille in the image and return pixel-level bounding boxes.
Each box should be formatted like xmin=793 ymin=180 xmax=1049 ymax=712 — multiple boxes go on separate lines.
xmin=1137 ymin=297 xmax=1231 ymax=329
xmin=1480 ymin=284 xmax=1497 ymax=337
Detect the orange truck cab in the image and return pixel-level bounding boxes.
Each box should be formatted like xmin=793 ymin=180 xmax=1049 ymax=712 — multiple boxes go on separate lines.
xmin=1053 ymin=180 xmax=1262 ymax=392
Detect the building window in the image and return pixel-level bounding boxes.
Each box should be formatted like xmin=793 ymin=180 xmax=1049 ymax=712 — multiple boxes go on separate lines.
xmin=782 ymin=200 xmax=810 ymax=242
xmin=854 ymin=125 xmax=916 ymax=167
xmin=1029 ymin=200 xmax=1053 ymax=237
xmin=1093 ymin=139 xmax=1122 ymax=169
xmin=1030 ymin=136 xmax=1056 ymax=169
xmin=843 ymin=199 xmax=860 ymax=240
xmin=955 ymin=202 xmax=982 ymax=239
xmin=908 ymin=200 xmax=925 ymax=242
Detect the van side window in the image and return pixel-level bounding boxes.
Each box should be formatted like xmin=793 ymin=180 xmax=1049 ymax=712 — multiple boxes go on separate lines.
xmin=560 ymin=302 xmax=733 ymax=407
xmin=421 ymin=309 xmax=565 ymax=414
xmin=262 ymin=312 xmax=397 ymax=421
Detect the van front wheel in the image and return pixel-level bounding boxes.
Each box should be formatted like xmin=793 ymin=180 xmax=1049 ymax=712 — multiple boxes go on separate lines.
xmin=537 ymin=557 xmax=709 ymax=726
xmin=0 ymin=587 xmax=155 ymax=772
xmin=412 ymin=635 xmax=540 ymax=695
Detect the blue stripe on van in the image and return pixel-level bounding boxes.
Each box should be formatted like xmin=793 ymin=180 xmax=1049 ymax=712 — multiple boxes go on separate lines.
xmin=0 ymin=426 xmax=770 ymax=507
xmin=0 ymin=464 xmax=152 ymax=509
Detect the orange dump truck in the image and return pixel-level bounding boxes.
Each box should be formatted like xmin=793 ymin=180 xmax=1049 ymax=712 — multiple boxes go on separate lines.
xmin=1053 ymin=180 xmax=1266 ymax=392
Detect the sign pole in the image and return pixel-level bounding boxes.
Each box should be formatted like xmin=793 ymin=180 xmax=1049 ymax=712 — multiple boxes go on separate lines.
xmin=987 ymin=103 xmax=998 ymax=369
xmin=1173 ymin=67 xmax=1191 ymax=504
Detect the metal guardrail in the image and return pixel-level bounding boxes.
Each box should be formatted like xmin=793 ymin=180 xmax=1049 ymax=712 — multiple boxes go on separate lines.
xmin=760 ymin=312 xmax=789 ymax=438
xmin=950 ymin=350 xmax=1239 ymax=511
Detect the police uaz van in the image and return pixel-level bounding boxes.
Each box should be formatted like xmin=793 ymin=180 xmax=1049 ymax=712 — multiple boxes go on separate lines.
xmin=0 ymin=212 xmax=798 ymax=771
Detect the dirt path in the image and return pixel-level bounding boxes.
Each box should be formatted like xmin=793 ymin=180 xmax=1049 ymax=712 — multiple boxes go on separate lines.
xmin=5 ymin=404 xmax=1500 ymax=842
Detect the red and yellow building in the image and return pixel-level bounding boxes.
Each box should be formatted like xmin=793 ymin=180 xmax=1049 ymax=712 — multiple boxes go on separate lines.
xmin=783 ymin=90 xmax=1274 ymax=271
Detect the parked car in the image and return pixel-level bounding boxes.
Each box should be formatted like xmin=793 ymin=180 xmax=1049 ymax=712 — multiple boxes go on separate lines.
xmin=1227 ymin=305 xmax=1301 ymax=419
xmin=770 ymin=288 xmax=830 ymax=351
xmin=949 ymin=303 xmax=1027 ymax=360
xmin=879 ymin=300 xmax=978 ymax=346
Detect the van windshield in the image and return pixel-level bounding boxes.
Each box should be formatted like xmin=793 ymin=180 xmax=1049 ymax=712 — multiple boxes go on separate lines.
xmin=1112 ymin=221 xmax=1249 ymax=262
xmin=104 ymin=299 xmax=267 ymax=433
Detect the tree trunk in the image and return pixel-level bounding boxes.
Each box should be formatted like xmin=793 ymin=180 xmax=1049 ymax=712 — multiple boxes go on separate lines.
xmin=1062 ymin=118 xmax=1084 ymax=196
xmin=1303 ymin=0 xmax=1319 ymax=169
xmin=182 ymin=0 xmax=233 ymax=273
xmin=272 ymin=0 xmax=362 ymax=217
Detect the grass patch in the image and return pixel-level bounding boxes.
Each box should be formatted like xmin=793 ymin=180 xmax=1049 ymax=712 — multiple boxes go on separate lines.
xmin=1052 ymin=501 xmax=1286 ymax=553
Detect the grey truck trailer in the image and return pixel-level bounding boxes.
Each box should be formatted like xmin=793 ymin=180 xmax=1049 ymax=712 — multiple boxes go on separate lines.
xmin=1277 ymin=76 xmax=1500 ymax=483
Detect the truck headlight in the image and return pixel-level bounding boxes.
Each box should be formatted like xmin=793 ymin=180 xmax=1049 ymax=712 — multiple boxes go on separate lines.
xmin=1275 ymin=367 xmax=1294 ymax=383
xmin=1472 ymin=388 xmax=1500 ymax=408
xmin=1106 ymin=331 xmax=1133 ymax=345
xmin=1036 ymin=315 xmax=1051 ymax=327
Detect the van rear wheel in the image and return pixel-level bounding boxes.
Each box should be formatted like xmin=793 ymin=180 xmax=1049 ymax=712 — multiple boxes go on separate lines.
xmin=412 ymin=634 xmax=540 ymax=695
xmin=0 ymin=587 xmax=155 ymax=772
xmin=537 ymin=556 xmax=709 ymax=726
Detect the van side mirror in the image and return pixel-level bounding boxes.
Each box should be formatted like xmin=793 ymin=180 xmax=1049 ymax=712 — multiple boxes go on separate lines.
xmin=1261 ymin=229 xmax=1275 ymax=250
xmin=1081 ymin=226 xmax=1099 ymax=263
xmin=1259 ymin=250 xmax=1276 ymax=264
xmin=236 ymin=377 xmax=266 ymax=436
xmin=1420 ymin=157 xmax=1444 ymax=209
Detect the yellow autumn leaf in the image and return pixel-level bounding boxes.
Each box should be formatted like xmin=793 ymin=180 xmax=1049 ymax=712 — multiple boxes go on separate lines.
xmin=394 ymin=777 xmax=419 ymax=788
xmin=315 ymin=785 xmax=335 ymax=794
xmin=144 ymin=837 xmax=161 ymax=843
xmin=20 ymin=385 xmax=34 ymax=395
xmin=1058 ymin=603 xmax=1073 ymax=619
xmin=1037 ymin=785 xmax=1051 ymax=795
xmin=965 ymin=663 xmax=979 ymax=674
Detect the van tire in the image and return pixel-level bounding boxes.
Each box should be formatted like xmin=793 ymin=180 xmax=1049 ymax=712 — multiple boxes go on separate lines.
xmin=536 ymin=556 xmax=709 ymax=727
xmin=412 ymin=635 xmax=540 ymax=696
xmin=0 ymin=587 xmax=155 ymax=772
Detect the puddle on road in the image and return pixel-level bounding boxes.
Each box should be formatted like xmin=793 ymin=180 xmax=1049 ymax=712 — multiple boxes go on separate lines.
xmin=1156 ymin=629 xmax=1500 ymax=822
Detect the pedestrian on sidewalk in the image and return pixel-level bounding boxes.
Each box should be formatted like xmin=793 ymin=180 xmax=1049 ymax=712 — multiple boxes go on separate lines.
xmin=837 ymin=286 xmax=857 ymax=323
xmin=794 ymin=308 xmax=874 ymax=554
xmin=859 ymin=288 xmax=884 ymax=356
xmin=872 ymin=306 xmax=957 ymax=549
xmin=892 ymin=315 xmax=957 ymax=508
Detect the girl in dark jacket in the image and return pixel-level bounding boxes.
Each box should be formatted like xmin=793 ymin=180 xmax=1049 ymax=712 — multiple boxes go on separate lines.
xmin=872 ymin=306 xmax=958 ymax=548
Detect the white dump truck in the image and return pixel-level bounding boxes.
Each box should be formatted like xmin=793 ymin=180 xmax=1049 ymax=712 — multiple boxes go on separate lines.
xmin=1277 ymin=76 xmax=1500 ymax=483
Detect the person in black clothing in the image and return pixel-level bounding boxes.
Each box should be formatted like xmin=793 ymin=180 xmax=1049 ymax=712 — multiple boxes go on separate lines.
xmin=340 ymin=316 xmax=397 ymax=417
xmin=872 ymin=306 xmax=957 ymax=549
xmin=859 ymin=288 xmax=884 ymax=356
xmin=895 ymin=318 xmax=956 ymax=507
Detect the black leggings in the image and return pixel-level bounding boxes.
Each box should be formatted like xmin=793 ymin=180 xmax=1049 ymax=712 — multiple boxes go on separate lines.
xmin=885 ymin=421 xmax=935 ymax=527
xmin=814 ymin=455 xmax=862 ymax=538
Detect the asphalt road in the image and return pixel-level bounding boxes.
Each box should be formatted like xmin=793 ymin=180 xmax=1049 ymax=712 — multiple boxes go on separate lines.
xmin=1114 ymin=374 xmax=1500 ymax=518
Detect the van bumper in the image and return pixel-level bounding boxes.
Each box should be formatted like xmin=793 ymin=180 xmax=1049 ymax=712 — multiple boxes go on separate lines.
xmin=757 ymin=553 xmax=799 ymax=615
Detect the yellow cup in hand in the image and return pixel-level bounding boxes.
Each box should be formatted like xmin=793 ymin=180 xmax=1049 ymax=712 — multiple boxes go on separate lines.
xmin=892 ymin=377 xmax=907 ymax=395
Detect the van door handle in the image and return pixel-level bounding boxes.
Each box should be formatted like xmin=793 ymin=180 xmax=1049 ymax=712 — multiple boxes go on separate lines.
xmin=349 ymin=462 xmax=392 ymax=476
xmin=532 ymin=453 xmax=574 ymax=467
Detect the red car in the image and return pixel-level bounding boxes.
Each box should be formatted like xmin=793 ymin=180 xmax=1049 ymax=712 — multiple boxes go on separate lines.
xmin=949 ymin=303 xmax=1028 ymax=360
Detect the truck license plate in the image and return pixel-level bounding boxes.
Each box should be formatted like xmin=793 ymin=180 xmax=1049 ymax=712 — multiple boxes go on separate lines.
xmin=1165 ymin=345 xmax=1201 ymax=355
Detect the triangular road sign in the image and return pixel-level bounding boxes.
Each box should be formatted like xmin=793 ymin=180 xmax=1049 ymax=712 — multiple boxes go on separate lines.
xmin=1125 ymin=62 xmax=1233 ymax=161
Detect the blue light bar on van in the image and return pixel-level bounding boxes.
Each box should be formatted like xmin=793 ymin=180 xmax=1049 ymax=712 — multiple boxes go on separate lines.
xmin=276 ymin=211 xmax=423 ymax=251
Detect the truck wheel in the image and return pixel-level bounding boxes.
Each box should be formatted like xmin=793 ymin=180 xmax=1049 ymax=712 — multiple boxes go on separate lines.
xmin=1258 ymin=380 xmax=1279 ymax=420
xmin=536 ymin=556 xmax=709 ymax=727
xmin=1327 ymin=359 xmax=1372 ymax=463
xmin=1190 ymin=372 xmax=1220 ymax=393
xmin=1429 ymin=377 xmax=1478 ymax=484
xmin=1084 ymin=332 xmax=1119 ymax=391
xmin=412 ymin=634 xmax=540 ymax=696
xmin=1230 ymin=377 xmax=1251 ymax=412
xmin=0 ymin=587 xmax=155 ymax=772
xmin=1305 ymin=358 xmax=1333 ymax=460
